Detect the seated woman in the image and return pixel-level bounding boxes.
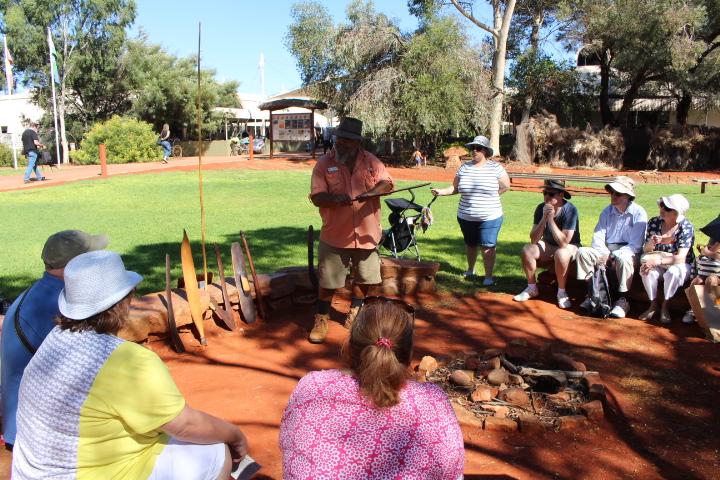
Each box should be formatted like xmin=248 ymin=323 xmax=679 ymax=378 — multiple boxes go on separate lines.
xmin=639 ymin=194 xmax=695 ymax=324
xmin=12 ymin=250 xmax=248 ymax=480
xmin=683 ymin=229 xmax=720 ymax=324
xmin=279 ymin=298 xmax=465 ymax=480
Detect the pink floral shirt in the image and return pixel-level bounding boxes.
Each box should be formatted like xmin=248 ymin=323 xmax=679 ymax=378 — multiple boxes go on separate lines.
xmin=279 ymin=369 xmax=465 ymax=480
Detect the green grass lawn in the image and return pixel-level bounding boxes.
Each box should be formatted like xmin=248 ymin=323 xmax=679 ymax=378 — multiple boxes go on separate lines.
xmin=1 ymin=169 xmax=717 ymax=299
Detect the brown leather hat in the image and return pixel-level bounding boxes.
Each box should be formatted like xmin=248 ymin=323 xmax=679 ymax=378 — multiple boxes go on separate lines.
xmin=538 ymin=179 xmax=571 ymax=199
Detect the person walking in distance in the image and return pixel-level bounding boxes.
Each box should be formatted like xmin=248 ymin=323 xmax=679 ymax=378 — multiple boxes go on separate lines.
xmin=21 ymin=124 xmax=47 ymax=184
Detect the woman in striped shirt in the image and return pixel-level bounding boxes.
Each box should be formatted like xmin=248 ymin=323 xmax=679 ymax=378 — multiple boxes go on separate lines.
xmin=431 ymin=136 xmax=510 ymax=285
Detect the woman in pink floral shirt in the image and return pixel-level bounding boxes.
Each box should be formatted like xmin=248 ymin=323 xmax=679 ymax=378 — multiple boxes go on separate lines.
xmin=279 ymin=299 xmax=465 ymax=480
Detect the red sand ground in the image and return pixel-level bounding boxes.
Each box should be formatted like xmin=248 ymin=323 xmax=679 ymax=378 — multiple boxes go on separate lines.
xmin=1 ymin=154 xmax=719 ymax=479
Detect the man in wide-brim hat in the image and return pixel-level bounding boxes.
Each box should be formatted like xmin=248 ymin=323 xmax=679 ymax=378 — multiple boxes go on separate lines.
xmin=513 ymin=179 xmax=582 ymax=309
xmin=576 ymin=176 xmax=648 ymax=318
xmin=308 ymin=117 xmax=394 ymax=344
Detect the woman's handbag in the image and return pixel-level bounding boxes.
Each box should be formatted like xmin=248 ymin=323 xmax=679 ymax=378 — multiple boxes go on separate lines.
xmin=156 ymin=136 xmax=163 ymax=145
xmin=640 ymin=251 xmax=673 ymax=269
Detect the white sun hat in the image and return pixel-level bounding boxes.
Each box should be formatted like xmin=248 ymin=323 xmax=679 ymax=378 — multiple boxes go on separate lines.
xmin=59 ymin=250 xmax=143 ymax=320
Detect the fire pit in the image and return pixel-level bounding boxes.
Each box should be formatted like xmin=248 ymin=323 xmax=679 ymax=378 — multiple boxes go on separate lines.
xmin=414 ymin=339 xmax=606 ymax=433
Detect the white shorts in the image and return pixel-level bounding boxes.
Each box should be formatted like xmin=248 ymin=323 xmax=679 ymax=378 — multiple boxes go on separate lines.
xmin=148 ymin=438 xmax=227 ymax=480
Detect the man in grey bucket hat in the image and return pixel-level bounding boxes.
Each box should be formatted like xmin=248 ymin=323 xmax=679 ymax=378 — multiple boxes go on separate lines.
xmin=309 ymin=117 xmax=394 ymax=344
xmin=576 ymin=176 xmax=648 ymax=318
xmin=1 ymin=230 xmax=109 ymax=450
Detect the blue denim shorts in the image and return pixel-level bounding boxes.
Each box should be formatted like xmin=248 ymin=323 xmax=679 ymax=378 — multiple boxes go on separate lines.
xmin=457 ymin=215 xmax=504 ymax=247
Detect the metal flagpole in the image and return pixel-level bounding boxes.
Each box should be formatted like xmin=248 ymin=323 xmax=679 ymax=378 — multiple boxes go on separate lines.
xmin=48 ymin=28 xmax=61 ymax=168
xmin=3 ymin=36 xmax=17 ymax=169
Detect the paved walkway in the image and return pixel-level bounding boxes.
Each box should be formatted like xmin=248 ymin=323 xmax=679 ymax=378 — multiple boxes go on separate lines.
xmin=0 ymin=152 xmax=318 ymax=193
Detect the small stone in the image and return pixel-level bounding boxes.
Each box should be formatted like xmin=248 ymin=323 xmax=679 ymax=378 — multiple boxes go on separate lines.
xmin=498 ymin=387 xmax=531 ymax=406
xmin=471 ymin=385 xmax=498 ymax=402
xmin=436 ymin=354 xmax=455 ymax=367
xmin=485 ymin=356 xmax=501 ymax=370
xmin=552 ymin=353 xmax=586 ymax=372
xmin=548 ymin=392 xmax=571 ymax=402
xmin=556 ymin=415 xmax=589 ymax=432
xmin=498 ymin=383 xmax=508 ymax=391
xmin=461 ymin=370 xmax=475 ymax=381
xmin=506 ymin=338 xmax=529 ymax=361
xmin=508 ymin=374 xmax=523 ymax=385
xmin=480 ymin=404 xmax=506 ymax=412
xmin=483 ymin=417 xmax=518 ymax=431
xmin=487 ymin=368 xmax=509 ymax=386
xmin=534 ymin=342 xmax=554 ymax=364
xmin=457 ymin=349 xmax=478 ymax=360
xmin=580 ymin=400 xmax=604 ymax=421
xmin=582 ymin=373 xmax=606 ymax=402
xmin=478 ymin=369 xmax=494 ymax=379
xmin=493 ymin=406 xmax=510 ymax=418
xmin=483 ymin=347 xmax=505 ymax=359
xmin=451 ymin=403 xmax=483 ymax=428
xmin=450 ymin=370 xmax=472 ymax=387
xmin=465 ymin=357 xmax=480 ymax=370
xmin=518 ymin=414 xmax=546 ymax=434
xmin=419 ymin=356 xmax=439 ymax=375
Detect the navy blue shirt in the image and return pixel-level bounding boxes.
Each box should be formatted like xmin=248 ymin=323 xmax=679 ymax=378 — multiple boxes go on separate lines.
xmin=1 ymin=272 xmax=64 ymax=445
xmin=533 ymin=201 xmax=582 ymax=247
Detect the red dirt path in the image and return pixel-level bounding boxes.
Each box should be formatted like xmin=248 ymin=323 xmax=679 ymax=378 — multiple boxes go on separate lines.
xmin=1 ymin=155 xmax=719 ymax=479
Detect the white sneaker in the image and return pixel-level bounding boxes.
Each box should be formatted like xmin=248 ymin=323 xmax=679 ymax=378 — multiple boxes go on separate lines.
xmin=461 ymin=270 xmax=474 ymax=277
xmin=557 ymin=293 xmax=571 ymax=309
xmin=514 ymin=287 xmax=539 ymax=302
xmin=483 ymin=277 xmax=495 ymax=286
xmin=609 ymin=298 xmax=630 ymax=318
xmin=579 ymin=297 xmax=591 ymax=311
xmin=682 ymin=310 xmax=696 ymax=324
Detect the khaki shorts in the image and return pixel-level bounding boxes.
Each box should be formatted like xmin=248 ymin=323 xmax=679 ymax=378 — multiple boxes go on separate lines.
xmin=537 ymin=240 xmax=578 ymax=262
xmin=318 ymin=241 xmax=381 ymax=289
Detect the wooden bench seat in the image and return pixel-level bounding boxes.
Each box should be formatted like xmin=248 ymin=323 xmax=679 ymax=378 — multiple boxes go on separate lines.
xmin=692 ymin=179 xmax=720 ymax=194
xmin=508 ymin=172 xmax=614 ymax=184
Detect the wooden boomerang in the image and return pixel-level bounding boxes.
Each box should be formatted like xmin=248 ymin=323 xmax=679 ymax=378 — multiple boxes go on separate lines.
xmin=213 ymin=243 xmax=237 ymax=330
xmin=350 ymin=182 xmax=431 ymax=202
xmin=181 ymin=230 xmax=206 ymax=345
xmin=240 ymin=231 xmax=266 ymax=320
xmin=231 ymin=242 xmax=256 ymax=324
xmin=165 ymin=254 xmax=186 ymax=354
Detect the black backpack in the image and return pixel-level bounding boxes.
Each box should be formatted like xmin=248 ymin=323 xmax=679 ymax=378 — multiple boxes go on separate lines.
xmin=587 ymin=264 xmax=613 ymax=318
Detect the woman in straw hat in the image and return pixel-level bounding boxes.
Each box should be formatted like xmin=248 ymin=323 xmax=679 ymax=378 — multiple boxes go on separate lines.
xmin=12 ymin=250 xmax=248 ymax=480
xmin=280 ymin=298 xmax=465 ymax=479
xmin=639 ymin=194 xmax=695 ymax=324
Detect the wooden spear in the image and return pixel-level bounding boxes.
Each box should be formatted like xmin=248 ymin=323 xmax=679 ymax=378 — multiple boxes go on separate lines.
xmin=197 ymin=22 xmax=208 ymax=289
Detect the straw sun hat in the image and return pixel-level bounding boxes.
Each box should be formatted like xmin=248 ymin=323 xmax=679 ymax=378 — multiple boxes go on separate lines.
xmin=59 ymin=250 xmax=143 ymax=320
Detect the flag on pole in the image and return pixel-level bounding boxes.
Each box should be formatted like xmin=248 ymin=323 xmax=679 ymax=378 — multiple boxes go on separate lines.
xmin=3 ymin=36 xmax=13 ymax=93
xmin=48 ymin=33 xmax=60 ymax=86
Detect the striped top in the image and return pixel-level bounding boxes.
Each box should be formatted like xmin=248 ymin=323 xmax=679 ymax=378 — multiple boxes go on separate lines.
xmin=456 ymin=160 xmax=506 ymax=222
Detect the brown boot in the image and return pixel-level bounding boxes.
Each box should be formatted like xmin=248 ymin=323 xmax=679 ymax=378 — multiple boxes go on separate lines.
xmin=309 ymin=314 xmax=330 ymax=344
xmin=344 ymin=306 xmax=360 ymax=329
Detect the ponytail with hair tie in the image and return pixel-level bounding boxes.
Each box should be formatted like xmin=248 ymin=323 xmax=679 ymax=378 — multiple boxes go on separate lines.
xmin=375 ymin=338 xmax=392 ymax=348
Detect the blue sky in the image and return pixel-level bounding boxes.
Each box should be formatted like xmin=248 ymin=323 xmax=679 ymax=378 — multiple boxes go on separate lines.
xmin=130 ymin=0 xmax=500 ymax=97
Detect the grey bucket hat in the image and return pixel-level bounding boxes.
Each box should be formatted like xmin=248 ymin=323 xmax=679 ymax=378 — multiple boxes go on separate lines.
xmin=42 ymin=230 xmax=109 ymax=269
xmin=59 ymin=250 xmax=142 ymax=320
xmin=327 ymin=117 xmax=367 ymax=140
xmin=465 ymin=136 xmax=494 ymax=157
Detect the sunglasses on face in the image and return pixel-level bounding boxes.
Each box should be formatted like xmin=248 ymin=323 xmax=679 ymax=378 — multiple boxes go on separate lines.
xmin=543 ymin=190 xmax=561 ymax=197
xmin=659 ymin=202 xmax=675 ymax=212
xmin=608 ymin=189 xmax=624 ymax=197
xmin=468 ymin=145 xmax=484 ymax=152
xmin=359 ymin=296 xmax=416 ymax=333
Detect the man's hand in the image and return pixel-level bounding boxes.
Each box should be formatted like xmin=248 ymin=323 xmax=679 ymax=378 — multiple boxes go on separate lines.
xmin=597 ymin=254 xmax=610 ymax=266
xmin=228 ymin=431 xmax=249 ymax=462
xmin=706 ymin=275 xmax=720 ymax=287
xmin=543 ymin=203 xmax=555 ymax=220
xmin=334 ymin=193 xmax=353 ymax=205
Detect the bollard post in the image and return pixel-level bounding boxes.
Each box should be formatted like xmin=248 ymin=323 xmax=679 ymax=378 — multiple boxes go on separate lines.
xmin=249 ymin=135 xmax=254 ymax=161
xmin=99 ymin=144 xmax=108 ymax=177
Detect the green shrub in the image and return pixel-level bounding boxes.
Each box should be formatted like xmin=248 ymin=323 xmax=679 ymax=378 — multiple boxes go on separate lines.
xmin=0 ymin=144 xmax=26 ymax=167
xmin=72 ymin=116 xmax=162 ymax=165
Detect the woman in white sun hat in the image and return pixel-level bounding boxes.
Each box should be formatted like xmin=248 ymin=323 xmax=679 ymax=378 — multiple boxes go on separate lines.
xmin=12 ymin=250 xmax=248 ymax=480
xmin=639 ymin=194 xmax=695 ymax=324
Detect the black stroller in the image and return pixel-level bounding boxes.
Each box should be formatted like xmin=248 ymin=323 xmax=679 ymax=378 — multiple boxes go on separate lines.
xmin=380 ymin=186 xmax=436 ymax=261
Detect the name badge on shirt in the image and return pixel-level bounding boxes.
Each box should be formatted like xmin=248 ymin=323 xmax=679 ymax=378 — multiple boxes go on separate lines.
xmin=327 ymin=167 xmax=338 ymax=172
